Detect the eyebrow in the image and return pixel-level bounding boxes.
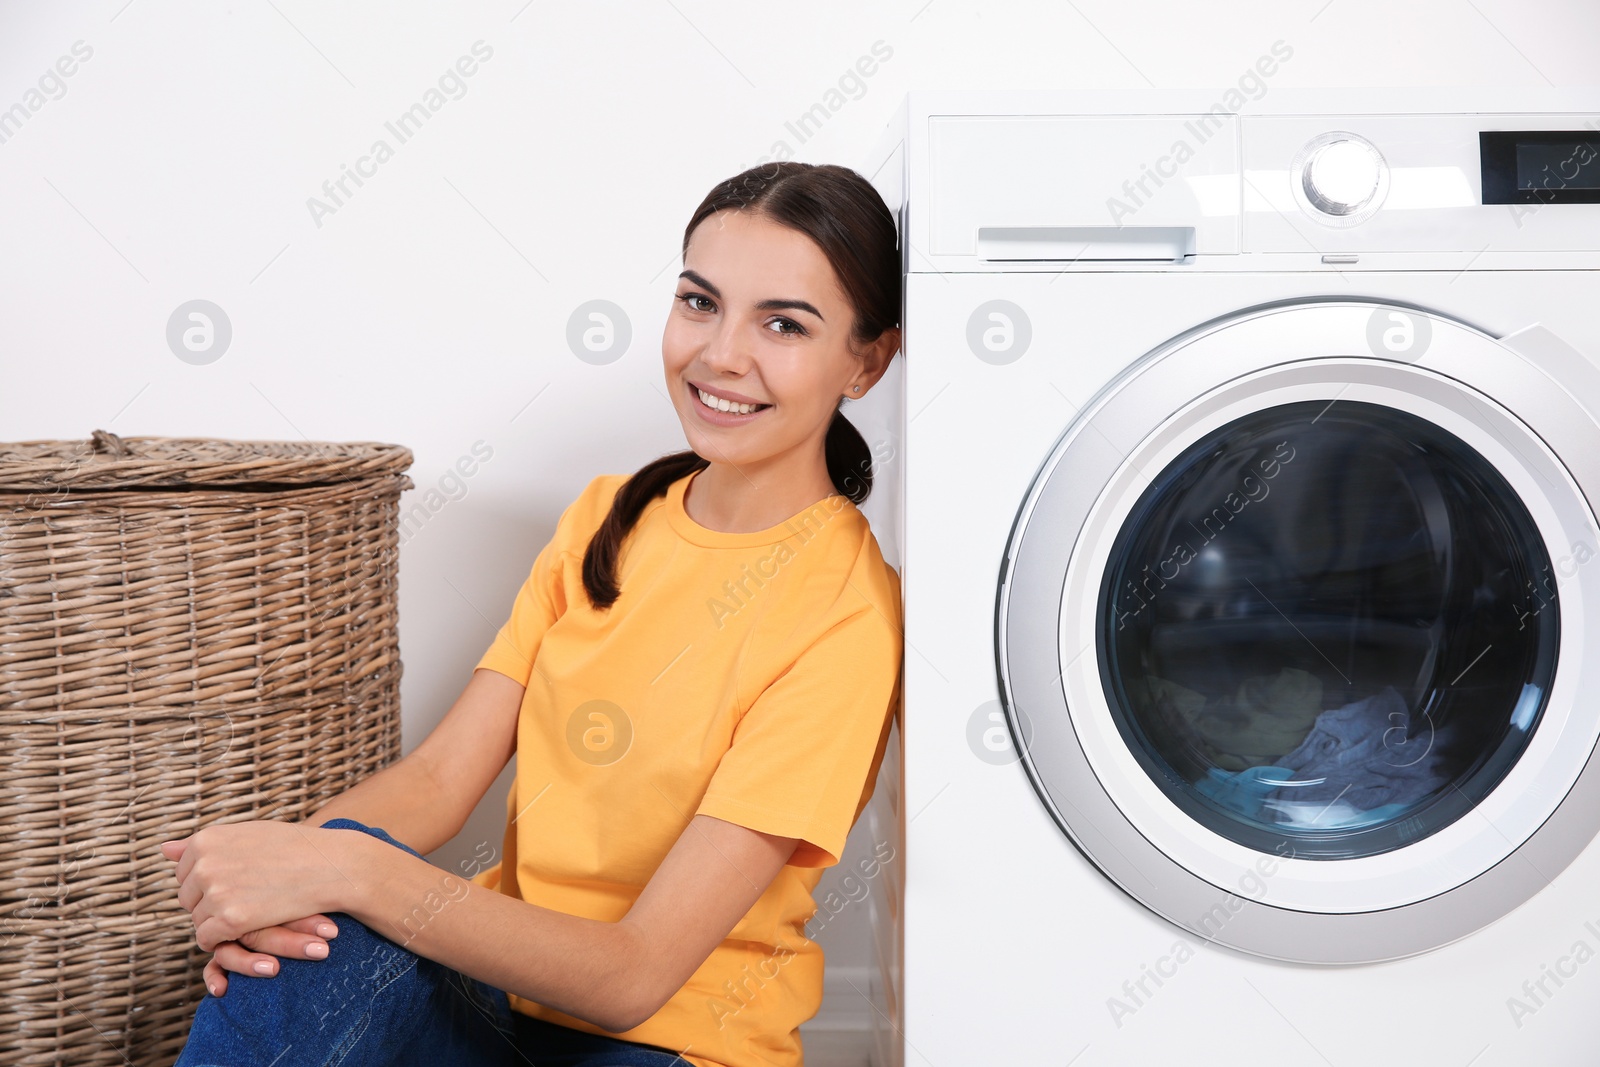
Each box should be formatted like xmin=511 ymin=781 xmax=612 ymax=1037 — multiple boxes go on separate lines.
xmin=677 ymin=269 xmax=825 ymax=322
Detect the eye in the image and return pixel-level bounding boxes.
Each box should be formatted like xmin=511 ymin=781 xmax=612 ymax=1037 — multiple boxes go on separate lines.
xmin=677 ymin=292 xmax=715 ymax=314
xmin=768 ymin=318 xmax=807 ymax=337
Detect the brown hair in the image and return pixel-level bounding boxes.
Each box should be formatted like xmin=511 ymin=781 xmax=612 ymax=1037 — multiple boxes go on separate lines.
xmin=579 ymin=161 xmax=900 ymax=611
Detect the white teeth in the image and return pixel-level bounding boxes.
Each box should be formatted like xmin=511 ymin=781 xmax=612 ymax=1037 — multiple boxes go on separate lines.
xmin=697 ymin=387 xmax=766 ymax=415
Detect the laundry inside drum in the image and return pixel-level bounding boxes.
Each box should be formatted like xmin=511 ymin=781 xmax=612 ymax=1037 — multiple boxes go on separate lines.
xmin=1096 ymin=399 xmax=1558 ymax=860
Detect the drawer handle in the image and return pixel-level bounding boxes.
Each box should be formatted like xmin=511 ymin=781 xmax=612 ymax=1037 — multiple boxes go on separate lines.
xmin=977 ymin=225 xmax=1195 ymax=262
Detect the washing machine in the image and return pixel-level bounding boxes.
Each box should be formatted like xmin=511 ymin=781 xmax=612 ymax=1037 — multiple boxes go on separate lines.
xmin=862 ymin=89 xmax=1600 ymax=1065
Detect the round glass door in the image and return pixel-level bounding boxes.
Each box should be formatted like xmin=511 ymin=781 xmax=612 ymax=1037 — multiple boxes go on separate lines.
xmin=1098 ymin=399 xmax=1557 ymax=859
xmin=996 ymin=301 xmax=1600 ymax=961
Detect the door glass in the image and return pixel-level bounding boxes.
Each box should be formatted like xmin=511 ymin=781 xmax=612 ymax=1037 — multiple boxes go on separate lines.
xmin=1098 ymin=400 xmax=1559 ymax=858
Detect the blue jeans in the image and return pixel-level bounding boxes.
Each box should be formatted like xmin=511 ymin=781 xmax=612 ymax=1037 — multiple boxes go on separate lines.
xmin=173 ymin=818 xmax=689 ymax=1066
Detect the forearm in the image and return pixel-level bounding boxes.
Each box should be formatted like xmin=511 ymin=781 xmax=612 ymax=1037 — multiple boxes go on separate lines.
xmin=303 ymin=754 xmax=463 ymax=857
xmin=337 ymin=831 xmax=646 ymax=1034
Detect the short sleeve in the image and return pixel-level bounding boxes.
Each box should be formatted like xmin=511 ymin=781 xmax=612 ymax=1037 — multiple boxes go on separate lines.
xmin=474 ymin=486 xmax=593 ymax=686
xmin=694 ymin=606 xmax=904 ymax=869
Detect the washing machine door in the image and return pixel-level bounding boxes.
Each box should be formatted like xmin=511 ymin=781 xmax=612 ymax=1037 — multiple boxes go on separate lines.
xmin=997 ymin=299 xmax=1600 ymax=963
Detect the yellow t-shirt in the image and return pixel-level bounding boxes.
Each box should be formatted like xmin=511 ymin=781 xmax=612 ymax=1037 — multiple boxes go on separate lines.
xmin=468 ymin=467 xmax=903 ymax=1067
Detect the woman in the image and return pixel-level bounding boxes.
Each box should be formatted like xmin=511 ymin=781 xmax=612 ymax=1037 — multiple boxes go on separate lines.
xmin=163 ymin=160 xmax=904 ymax=1067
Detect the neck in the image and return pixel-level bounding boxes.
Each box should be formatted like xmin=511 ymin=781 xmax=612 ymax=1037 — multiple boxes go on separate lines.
xmin=684 ymin=463 xmax=839 ymax=534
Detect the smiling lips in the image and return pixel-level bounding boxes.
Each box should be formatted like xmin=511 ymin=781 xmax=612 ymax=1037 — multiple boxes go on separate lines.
xmin=692 ymin=383 xmax=770 ymax=414
xmin=688 ymin=382 xmax=771 ymax=423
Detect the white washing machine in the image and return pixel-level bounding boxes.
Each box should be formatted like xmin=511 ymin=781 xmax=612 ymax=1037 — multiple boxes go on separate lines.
xmin=862 ymin=89 xmax=1600 ymax=1065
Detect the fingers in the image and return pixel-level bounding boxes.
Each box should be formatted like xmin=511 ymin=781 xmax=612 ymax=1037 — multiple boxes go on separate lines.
xmin=203 ymin=954 xmax=229 ymax=997
xmin=194 ymin=909 xmax=226 ymax=953
xmin=213 ymin=939 xmax=288 ymax=982
xmin=278 ymin=914 xmax=341 ymax=940
xmin=172 ymin=827 xmax=202 ymax=884
xmin=236 ymin=922 xmax=334 ymax=961
xmin=202 ymin=917 xmax=341 ymax=996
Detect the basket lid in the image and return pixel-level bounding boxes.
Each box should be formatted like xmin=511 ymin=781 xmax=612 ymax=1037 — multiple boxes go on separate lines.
xmin=0 ymin=430 xmax=414 ymax=491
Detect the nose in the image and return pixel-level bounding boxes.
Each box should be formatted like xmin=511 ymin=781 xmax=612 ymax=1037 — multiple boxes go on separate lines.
xmin=698 ymin=319 xmax=754 ymax=377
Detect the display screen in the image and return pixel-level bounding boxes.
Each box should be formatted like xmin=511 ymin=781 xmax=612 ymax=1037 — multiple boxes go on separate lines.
xmin=1481 ymin=130 xmax=1600 ymax=204
xmin=1516 ymin=141 xmax=1600 ymax=189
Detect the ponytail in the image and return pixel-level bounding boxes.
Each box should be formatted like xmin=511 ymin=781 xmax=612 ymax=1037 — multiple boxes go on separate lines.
xmin=581 ymin=450 xmax=708 ymax=611
xmin=826 ymin=406 xmax=875 ymax=504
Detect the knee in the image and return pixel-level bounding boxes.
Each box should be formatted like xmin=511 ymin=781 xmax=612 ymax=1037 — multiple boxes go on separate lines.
xmin=289 ymin=912 xmax=420 ymax=994
xmin=181 ymin=914 xmax=428 ymax=1063
xmin=216 ymin=911 xmax=422 ymax=1018
xmin=325 ymin=911 xmax=425 ymax=969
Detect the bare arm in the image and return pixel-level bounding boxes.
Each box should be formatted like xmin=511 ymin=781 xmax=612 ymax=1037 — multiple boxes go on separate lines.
xmin=335 ymin=812 xmax=798 ymax=1034
xmin=203 ymin=668 xmax=527 ymax=995
xmin=306 ymin=668 xmax=524 ymax=858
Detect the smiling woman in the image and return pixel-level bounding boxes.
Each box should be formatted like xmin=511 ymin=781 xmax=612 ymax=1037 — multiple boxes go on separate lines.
xmin=165 ymin=161 xmax=905 ymax=1067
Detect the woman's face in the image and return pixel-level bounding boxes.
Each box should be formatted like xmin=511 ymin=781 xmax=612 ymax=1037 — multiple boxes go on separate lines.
xmin=662 ymin=208 xmax=891 ymax=477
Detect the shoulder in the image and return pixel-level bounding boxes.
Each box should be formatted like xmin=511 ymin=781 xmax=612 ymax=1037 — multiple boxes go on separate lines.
xmin=847 ymin=526 xmax=903 ymax=638
xmin=578 ymin=472 xmax=631 ymax=515
xmin=845 ymin=516 xmax=900 ymax=607
xmin=551 ymin=472 xmax=630 ymax=548
xmin=788 ymin=502 xmax=903 ymax=639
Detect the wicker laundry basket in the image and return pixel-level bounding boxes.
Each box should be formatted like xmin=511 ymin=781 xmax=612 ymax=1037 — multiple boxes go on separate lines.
xmin=0 ymin=429 xmax=415 ymax=1066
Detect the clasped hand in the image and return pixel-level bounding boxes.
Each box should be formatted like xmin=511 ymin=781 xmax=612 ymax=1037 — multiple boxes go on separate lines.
xmin=159 ymin=820 xmax=358 ymax=955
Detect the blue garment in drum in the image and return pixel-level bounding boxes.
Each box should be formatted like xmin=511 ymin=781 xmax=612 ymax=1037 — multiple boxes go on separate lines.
xmin=1265 ymin=686 xmax=1452 ymax=813
xmin=1193 ymin=764 xmax=1295 ymax=819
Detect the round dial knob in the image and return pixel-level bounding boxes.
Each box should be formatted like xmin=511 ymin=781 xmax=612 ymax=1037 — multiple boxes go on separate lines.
xmin=1302 ymin=139 xmax=1383 ymax=215
xmin=1293 ymin=133 xmax=1389 ymax=224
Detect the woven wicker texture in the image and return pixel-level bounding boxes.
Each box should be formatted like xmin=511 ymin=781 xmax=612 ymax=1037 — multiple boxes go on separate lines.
xmin=0 ymin=430 xmax=415 ymax=1065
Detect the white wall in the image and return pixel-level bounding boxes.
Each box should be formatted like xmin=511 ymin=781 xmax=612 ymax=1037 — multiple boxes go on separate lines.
xmin=3 ymin=0 xmax=1595 ymax=986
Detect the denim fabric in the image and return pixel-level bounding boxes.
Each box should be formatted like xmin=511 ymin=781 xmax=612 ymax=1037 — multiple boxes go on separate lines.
xmin=172 ymin=818 xmax=689 ymax=1067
